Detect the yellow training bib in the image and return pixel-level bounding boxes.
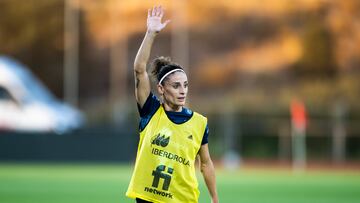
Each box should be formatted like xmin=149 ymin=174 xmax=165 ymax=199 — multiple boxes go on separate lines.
xmin=126 ymin=105 xmax=207 ymax=203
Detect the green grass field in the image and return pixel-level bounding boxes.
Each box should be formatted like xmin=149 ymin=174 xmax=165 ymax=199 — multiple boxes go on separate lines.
xmin=0 ymin=163 xmax=359 ymax=203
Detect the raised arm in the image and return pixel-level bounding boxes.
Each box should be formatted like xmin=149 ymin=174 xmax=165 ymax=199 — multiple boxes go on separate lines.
xmin=134 ymin=6 xmax=170 ymax=107
xmin=199 ymin=144 xmax=219 ymax=203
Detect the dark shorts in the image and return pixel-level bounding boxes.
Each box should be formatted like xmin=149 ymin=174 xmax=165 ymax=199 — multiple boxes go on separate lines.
xmin=136 ymin=198 xmax=153 ymax=203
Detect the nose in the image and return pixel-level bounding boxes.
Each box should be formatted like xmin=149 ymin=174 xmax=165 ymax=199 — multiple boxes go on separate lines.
xmin=179 ymin=85 xmax=186 ymax=95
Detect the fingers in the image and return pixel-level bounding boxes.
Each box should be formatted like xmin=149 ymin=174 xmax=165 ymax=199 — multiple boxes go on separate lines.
xmin=149 ymin=5 xmax=164 ymax=17
xmin=163 ymin=19 xmax=171 ymax=26
xmin=160 ymin=19 xmax=171 ymax=30
xmin=151 ymin=6 xmax=156 ymax=16
xmin=156 ymin=6 xmax=162 ymax=17
xmin=159 ymin=6 xmax=164 ymax=18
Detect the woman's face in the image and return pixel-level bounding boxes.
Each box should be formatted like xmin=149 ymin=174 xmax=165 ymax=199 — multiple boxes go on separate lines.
xmin=158 ymin=71 xmax=188 ymax=110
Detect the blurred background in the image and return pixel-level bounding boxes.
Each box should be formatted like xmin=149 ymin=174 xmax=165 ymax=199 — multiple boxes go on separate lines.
xmin=0 ymin=0 xmax=359 ymax=203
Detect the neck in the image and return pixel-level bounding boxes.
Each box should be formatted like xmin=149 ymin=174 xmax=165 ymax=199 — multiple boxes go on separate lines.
xmin=163 ymin=102 xmax=183 ymax=112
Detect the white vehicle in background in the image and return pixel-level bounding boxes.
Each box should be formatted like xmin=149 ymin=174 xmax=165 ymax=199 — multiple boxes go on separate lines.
xmin=0 ymin=56 xmax=85 ymax=134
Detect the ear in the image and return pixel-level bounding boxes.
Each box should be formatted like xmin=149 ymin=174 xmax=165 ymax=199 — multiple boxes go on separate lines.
xmin=157 ymin=84 xmax=164 ymax=95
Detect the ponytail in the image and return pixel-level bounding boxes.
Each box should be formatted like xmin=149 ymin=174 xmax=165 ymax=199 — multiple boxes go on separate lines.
xmin=151 ymin=56 xmax=184 ymax=84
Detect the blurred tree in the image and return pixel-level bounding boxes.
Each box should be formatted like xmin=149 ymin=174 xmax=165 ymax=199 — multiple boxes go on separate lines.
xmin=0 ymin=0 xmax=64 ymax=98
xmin=294 ymin=7 xmax=337 ymax=78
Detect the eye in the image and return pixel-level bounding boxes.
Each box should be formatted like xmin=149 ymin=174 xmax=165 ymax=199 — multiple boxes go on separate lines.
xmin=172 ymin=84 xmax=180 ymax=88
xmin=184 ymin=83 xmax=188 ymax=88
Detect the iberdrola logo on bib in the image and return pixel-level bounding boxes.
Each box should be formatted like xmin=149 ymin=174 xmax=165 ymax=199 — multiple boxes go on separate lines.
xmin=151 ymin=128 xmax=172 ymax=147
xmin=150 ymin=128 xmax=190 ymax=167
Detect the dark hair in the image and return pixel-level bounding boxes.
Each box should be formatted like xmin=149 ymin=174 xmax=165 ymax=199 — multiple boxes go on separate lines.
xmin=151 ymin=56 xmax=184 ymax=84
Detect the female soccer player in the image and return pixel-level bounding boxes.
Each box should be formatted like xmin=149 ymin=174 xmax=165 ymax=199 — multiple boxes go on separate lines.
xmin=126 ymin=6 xmax=219 ymax=203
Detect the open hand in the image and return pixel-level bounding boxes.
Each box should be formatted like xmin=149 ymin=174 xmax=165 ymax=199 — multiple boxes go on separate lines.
xmin=147 ymin=6 xmax=170 ymax=33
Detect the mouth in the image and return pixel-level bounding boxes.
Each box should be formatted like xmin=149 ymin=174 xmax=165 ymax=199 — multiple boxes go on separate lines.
xmin=177 ymin=97 xmax=186 ymax=101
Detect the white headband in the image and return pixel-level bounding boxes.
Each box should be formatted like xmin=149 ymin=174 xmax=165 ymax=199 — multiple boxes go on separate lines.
xmin=158 ymin=68 xmax=185 ymax=85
